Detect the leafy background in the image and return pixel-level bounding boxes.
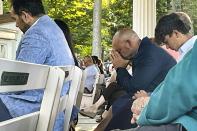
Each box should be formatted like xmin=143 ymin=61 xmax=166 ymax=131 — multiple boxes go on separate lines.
xmin=3 ymin=0 xmax=197 ymax=60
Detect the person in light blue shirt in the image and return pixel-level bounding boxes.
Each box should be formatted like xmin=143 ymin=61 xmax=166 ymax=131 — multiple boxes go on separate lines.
xmin=83 ymin=56 xmax=100 ymax=93
xmin=0 ymin=0 xmax=74 ymax=131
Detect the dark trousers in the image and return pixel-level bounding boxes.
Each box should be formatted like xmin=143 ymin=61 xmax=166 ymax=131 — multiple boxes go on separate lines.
xmin=0 ymin=98 xmax=12 ymax=122
xmin=105 ymin=99 xmax=137 ymax=131
xmin=106 ymin=100 xmax=187 ymax=131
xmin=102 ymin=82 xmax=127 ymax=110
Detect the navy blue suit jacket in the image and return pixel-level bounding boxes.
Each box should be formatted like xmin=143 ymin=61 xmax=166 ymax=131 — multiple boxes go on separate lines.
xmin=116 ymin=37 xmax=176 ymax=95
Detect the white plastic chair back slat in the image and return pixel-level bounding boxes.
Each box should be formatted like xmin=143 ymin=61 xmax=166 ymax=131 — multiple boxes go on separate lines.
xmin=83 ymin=73 xmax=100 ymax=97
xmin=37 ymin=67 xmax=65 ymax=131
xmin=48 ymin=65 xmax=82 ymax=131
xmin=62 ymin=66 xmax=82 ymax=131
xmin=0 ymin=112 xmax=39 ymax=131
xmin=75 ymin=70 xmax=87 ymax=108
xmin=0 ymin=59 xmax=49 ymax=92
xmin=88 ymin=73 xmax=100 ymax=103
xmin=80 ymin=73 xmax=100 ymax=108
xmin=0 ymin=58 xmax=65 ymax=131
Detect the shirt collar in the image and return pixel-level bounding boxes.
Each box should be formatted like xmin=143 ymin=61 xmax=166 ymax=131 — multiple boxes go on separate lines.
xmin=24 ymin=17 xmax=41 ymax=35
xmin=31 ymin=18 xmax=40 ymax=27
xmin=178 ymin=35 xmax=197 ymax=61
xmin=29 ymin=17 xmax=40 ymax=29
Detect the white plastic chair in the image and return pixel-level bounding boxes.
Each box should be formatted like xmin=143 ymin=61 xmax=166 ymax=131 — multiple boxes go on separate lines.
xmin=48 ymin=66 xmax=82 ymax=131
xmin=0 ymin=58 xmax=65 ymax=131
xmin=75 ymin=70 xmax=87 ymax=108
xmin=80 ymin=73 xmax=101 ymax=109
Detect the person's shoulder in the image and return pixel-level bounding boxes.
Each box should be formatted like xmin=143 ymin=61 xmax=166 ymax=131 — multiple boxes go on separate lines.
xmin=22 ymin=28 xmax=49 ymax=48
xmin=24 ymin=19 xmax=52 ymax=43
xmin=28 ymin=15 xmax=53 ymax=32
xmin=140 ymin=37 xmax=159 ymax=52
xmin=23 ymin=28 xmax=48 ymax=43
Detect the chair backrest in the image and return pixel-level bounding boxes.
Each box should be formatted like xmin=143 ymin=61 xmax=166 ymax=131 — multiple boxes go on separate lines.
xmin=88 ymin=73 xmax=101 ymax=103
xmin=0 ymin=58 xmax=65 ymax=131
xmin=80 ymin=73 xmax=100 ymax=109
xmin=48 ymin=66 xmax=82 ymax=131
xmin=98 ymin=74 xmax=105 ymax=85
xmin=93 ymin=74 xmax=106 ymax=104
xmin=76 ymin=70 xmax=87 ymax=108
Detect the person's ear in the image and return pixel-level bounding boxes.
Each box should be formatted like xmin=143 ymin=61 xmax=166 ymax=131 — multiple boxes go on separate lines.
xmin=21 ymin=11 xmax=31 ymax=24
xmin=126 ymin=39 xmax=132 ymax=46
xmin=173 ymin=30 xmax=181 ymax=38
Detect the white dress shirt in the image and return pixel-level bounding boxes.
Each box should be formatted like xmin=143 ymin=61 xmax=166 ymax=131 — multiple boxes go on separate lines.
xmin=178 ymin=35 xmax=197 ymax=62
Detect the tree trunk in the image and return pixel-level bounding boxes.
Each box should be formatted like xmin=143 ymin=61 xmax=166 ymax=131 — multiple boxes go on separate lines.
xmin=92 ymin=0 xmax=102 ymax=58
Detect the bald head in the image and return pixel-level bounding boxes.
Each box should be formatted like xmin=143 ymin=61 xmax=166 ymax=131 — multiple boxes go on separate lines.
xmin=112 ymin=28 xmax=140 ymax=60
xmin=114 ymin=28 xmax=139 ymax=40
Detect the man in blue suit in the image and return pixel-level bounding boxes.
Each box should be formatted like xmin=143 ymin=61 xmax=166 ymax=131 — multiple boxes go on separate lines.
xmin=94 ymin=28 xmax=177 ymax=130
xmin=0 ymin=0 xmax=74 ymax=131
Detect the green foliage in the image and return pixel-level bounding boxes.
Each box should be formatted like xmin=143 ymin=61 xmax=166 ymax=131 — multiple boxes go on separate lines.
xmin=102 ymin=0 xmax=132 ymax=36
xmin=44 ymin=0 xmax=93 ymax=45
xmin=43 ymin=0 xmax=94 ymax=58
xmin=2 ymin=0 xmax=132 ymax=59
xmin=6 ymin=0 xmax=197 ymax=58
xmin=43 ymin=0 xmax=132 ymax=58
xmin=178 ymin=0 xmax=197 ymax=35
xmin=3 ymin=0 xmax=10 ymax=13
xmin=101 ymin=0 xmax=132 ymax=60
xmin=156 ymin=0 xmax=171 ymax=21
xmin=156 ymin=0 xmax=197 ymax=35
xmin=75 ymin=44 xmax=92 ymax=59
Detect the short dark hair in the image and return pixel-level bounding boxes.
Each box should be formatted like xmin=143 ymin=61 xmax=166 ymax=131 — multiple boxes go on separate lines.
xmin=155 ymin=12 xmax=192 ymax=45
xmin=11 ymin=0 xmax=45 ymax=16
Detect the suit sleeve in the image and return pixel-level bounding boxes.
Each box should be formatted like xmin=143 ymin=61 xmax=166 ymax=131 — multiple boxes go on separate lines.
xmin=116 ymin=54 xmax=171 ymax=94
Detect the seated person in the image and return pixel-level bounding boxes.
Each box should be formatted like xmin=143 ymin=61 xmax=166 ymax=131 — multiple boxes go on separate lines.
xmin=80 ymin=64 xmax=132 ymax=119
xmin=91 ymin=55 xmax=105 ymax=74
xmin=94 ymin=27 xmax=176 ymax=131
xmin=122 ymin=12 xmax=196 ymax=131
xmin=83 ymin=56 xmax=100 ymax=94
xmin=0 ymin=1 xmax=75 ymax=131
